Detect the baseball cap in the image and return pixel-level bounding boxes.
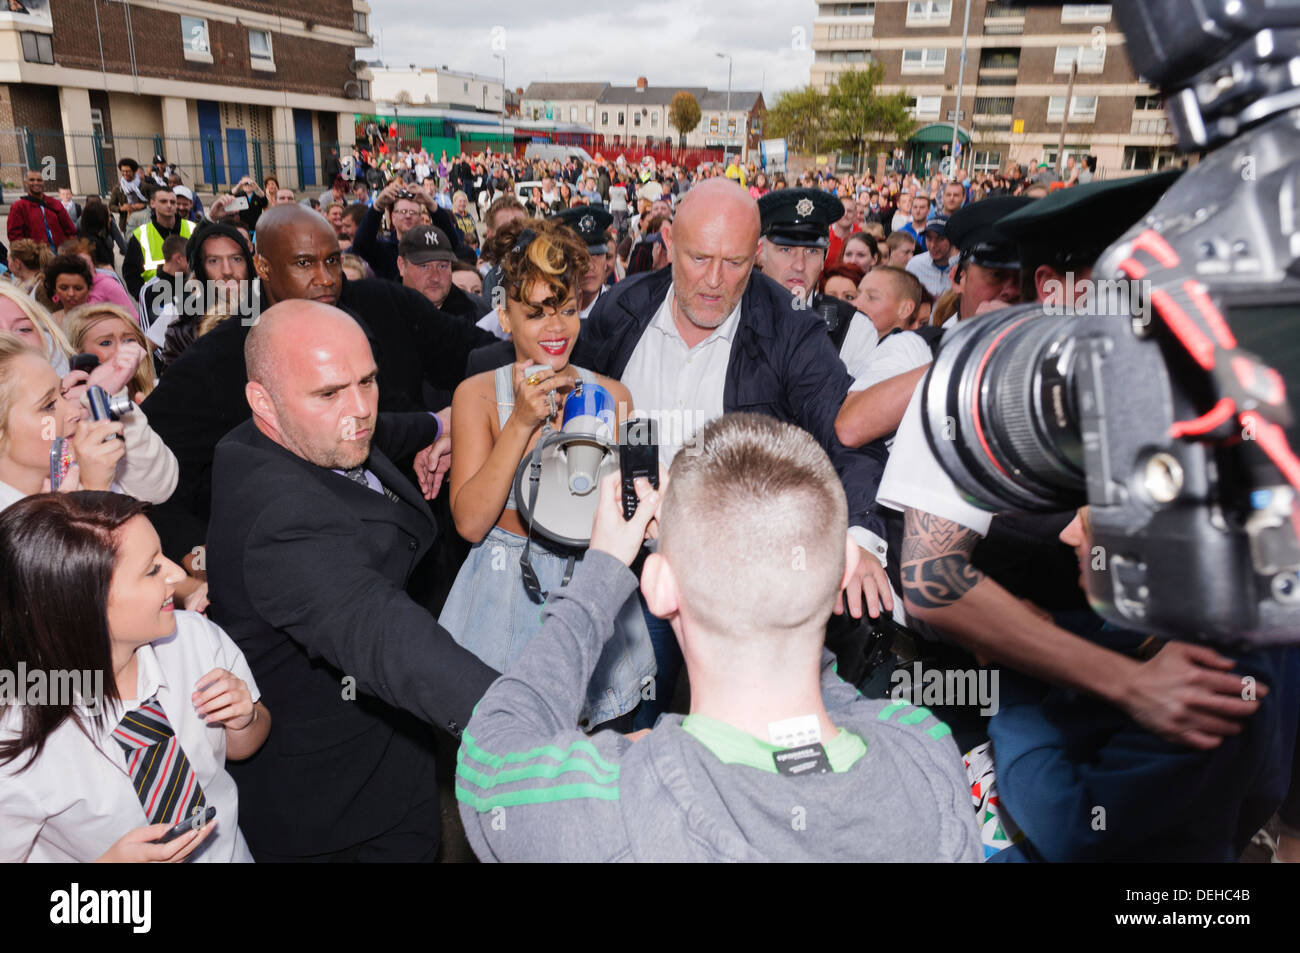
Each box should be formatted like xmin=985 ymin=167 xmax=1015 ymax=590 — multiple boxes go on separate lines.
xmin=398 ymin=225 xmax=457 ymax=264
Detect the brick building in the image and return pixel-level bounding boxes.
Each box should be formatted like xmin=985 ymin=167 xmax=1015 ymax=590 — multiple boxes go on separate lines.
xmin=810 ymin=1 xmax=1178 ymax=177
xmin=0 ymin=0 xmax=375 ymax=196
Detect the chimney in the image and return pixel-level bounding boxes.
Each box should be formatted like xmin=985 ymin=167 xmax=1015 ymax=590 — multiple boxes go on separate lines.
xmin=636 ymin=76 xmax=648 ymax=91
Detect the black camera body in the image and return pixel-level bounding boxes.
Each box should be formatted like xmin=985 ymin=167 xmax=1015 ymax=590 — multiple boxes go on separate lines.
xmin=923 ymin=0 xmax=1300 ymax=645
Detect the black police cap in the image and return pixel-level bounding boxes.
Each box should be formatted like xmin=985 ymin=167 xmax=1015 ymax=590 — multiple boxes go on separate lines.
xmin=758 ymin=188 xmax=845 ymax=248
xmin=944 ymin=195 xmax=1035 ymax=270
xmin=996 ymin=169 xmax=1183 ymax=268
xmin=549 ymin=206 xmax=615 ymax=254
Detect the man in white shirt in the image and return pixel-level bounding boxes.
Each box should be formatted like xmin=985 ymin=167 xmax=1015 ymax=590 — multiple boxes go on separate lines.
xmin=905 ymin=214 xmax=958 ymax=298
xmin=754 ymin=188 xmax=878 ymax=381
xmin=577 ymin=178 xmax=895 ymax=619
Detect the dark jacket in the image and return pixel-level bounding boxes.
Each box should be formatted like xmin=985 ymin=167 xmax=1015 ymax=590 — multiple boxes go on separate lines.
xmin=122 ymin=215 xmax=190 ymax=298
xmin=6 ymin=193 xmax=76 ymax=248
xmin=574 ymin=266 xmax=888 ymax=538
xmin=209 ymin=417 xmax=499 ymax=857
xmin=141 ymin=276 xmax=494 ymax=561
xmin=352 ymin=205 xmax=465 ymax=281
xmin=154 ymin=221 xmax=258 ymax=370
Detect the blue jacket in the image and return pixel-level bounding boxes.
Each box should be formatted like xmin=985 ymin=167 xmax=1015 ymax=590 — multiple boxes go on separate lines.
xmin=573 ymin=266 xmax=888 ymax=539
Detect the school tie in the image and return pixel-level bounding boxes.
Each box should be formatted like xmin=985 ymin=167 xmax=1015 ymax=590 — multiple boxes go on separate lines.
xmin=112 ymin=695 xmax=206 ymax=826
xmin=343 ymin=465 xmax=401 ymax=503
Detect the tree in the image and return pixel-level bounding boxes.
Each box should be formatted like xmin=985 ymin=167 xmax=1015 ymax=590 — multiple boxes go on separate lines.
xmin=766 ymin=85 xmax=828 ymax=155
xmin=668 ymin=91 xmax=702 ymax=148
xmin=826 ymin=62 xmax=917 ymax=173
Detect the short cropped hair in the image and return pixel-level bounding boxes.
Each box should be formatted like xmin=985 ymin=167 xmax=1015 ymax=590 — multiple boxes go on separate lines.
xmin=885 ymin=231 xmax=916 ymax=255
xmin=658 ymin=413 xmax=847 ymax=636
xmin=871 ymin=265 xmax=923 ymax=315
xmin=161 ymin=235 xmax=188 ymax=261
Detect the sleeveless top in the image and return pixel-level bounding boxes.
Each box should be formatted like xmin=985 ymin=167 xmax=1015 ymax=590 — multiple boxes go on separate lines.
xmin=493 ymin=363 xmax=598 ymax=513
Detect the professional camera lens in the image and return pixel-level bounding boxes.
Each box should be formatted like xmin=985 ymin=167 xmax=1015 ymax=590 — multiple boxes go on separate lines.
xmin=922 ymin=304 xmax=1087 ymax=513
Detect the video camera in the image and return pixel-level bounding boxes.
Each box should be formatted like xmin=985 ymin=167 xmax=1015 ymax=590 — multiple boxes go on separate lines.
xmin=922 ymin=0 xmax=1300 ymax=646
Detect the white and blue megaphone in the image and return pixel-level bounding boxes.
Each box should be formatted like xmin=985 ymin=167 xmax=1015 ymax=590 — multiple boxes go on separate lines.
xmin=513 ymin=380 xmax=621 ymax=551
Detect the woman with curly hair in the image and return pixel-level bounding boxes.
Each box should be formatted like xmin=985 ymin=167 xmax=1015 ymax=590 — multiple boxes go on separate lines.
xmin=439 ymin=217 xmax=653 ymax=731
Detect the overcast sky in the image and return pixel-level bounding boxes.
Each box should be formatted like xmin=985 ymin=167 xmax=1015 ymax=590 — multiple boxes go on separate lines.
xmin=363 ymin=1 xmax=819 ymax=100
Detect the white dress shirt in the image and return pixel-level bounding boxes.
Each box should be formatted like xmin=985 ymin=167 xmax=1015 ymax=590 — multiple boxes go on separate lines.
xmin=0 ymin=611 xmax=259 ymax=862
xmin=619 ymin=283 xmax=739 ymax=468
xmin=906 ymin=251 xmax=959 ymax=298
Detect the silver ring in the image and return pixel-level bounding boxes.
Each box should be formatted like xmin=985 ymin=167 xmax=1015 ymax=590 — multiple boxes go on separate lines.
xmin=546 ymin=391 xmax=557 ymax=418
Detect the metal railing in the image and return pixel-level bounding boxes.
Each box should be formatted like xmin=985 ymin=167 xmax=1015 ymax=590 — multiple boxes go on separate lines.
xmin=1 ymin=128 xmax=346 ymax=200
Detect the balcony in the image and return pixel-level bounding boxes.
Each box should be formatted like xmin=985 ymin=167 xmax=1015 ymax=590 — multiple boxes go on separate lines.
xmin=1130 ymin=111 xmax=1169 ymax=136
xmin=984 ymin=4 xmax=1025 ymax=35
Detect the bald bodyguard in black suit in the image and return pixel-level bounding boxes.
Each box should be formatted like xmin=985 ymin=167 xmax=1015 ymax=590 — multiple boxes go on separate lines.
xmin=205 ymin=299 xmax=498 ymax=862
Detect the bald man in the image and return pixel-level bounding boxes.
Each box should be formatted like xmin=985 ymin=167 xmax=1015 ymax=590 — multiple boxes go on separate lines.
xmin=205 ymin=300 xmax=499 ymax=862
xmin=572 ymin=178 xmax=895 ymax=729
xmin=142 ymin=204 xmax=495 ymax=568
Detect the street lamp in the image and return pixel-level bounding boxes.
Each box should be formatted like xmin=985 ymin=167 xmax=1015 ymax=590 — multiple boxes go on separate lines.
xmin=493 ymin=52 xmax=506 ymax=154
xmin=716 ymin=52 xmax=732 ymax=157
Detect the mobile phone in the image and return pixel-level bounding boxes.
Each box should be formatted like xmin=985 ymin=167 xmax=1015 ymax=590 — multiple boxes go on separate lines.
xmin=70 ymin=352 xmax=100 ymax=374
xmin=227 ymin=195 xmax=249 ymax=212
xmin=156 ymin=805 xmax=216 ymax=844
xmin=49 ymin=437 xmax=72 ymax=491
xmin=619 ymin=417 xmax=659 ymax=520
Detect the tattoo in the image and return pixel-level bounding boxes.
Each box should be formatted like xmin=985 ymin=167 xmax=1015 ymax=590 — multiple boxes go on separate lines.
xmin=900 ymin=509 xmax=983 ymax=610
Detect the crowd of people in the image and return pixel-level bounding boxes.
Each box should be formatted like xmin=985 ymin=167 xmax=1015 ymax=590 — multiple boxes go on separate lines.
xmin=0 ymin=135 xmax=1296 ymax=865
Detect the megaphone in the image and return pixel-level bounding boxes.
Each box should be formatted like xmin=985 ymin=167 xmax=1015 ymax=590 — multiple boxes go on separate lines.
xmin=514 ymin=380 xmax=620 ymax=552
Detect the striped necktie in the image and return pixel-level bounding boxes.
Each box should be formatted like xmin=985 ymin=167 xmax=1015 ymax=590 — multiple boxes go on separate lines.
xmin=112 ymin=695 xmax=206 ymax=826
xmin=343 ymin=465 xmax=401 ymax=503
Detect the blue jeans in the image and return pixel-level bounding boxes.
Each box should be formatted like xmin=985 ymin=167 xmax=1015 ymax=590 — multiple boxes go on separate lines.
xmin=632 ymin=595 xmax=682 ymax=731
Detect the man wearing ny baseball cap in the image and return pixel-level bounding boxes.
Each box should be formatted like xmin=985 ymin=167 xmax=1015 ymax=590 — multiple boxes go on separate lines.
xmin=397 ymin=224 xmax=486 ymax=323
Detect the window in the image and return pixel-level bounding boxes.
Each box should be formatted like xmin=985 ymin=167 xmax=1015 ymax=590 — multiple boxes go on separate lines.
xmin=249 ymin=29 xmax=274 ymax=71
xmin=354 ymin=11 xmax=368 ymax=34
xmin=1055 ymin=44 xmax=1106 ymax=72
xmin=634 ymin=112 xmax=641 ymax=127
xmin=728 ymin=117 xmax=737 ymax=136
xmin=181 ymin=16 xmax=211 ymax=62
xmin=359 ymin=79 xmax=371 ymax=100
xmin=902 ymin=48 xmax=946 ymax=72
xmin=1043 ymin=145 xmax=1090 ymax=168
xmin=979 ymin=48 xmax=1019 ymax=69
xmin=907 ymin=1 xmax=952 ymax=26
xmin=90 ymin=108 xmax=106 ymax=143
xmin=618 ymin=111 xmax=625 ymax=125
xmin=907 ymin=95 xmax=942 ymax=119
xmin=973 ymin=150 xmax=1002 ymax=172
xmin=1134 ymin=94 xmax=1163 ymax=111
xmin=463 ymin=82 xmax=469 ymax=93
xmin=831 ymin=3 xmax=875 ymax=16
xmin=1047 ymin=95 xmax=1098 ymax=120
xmin=20 ymin=32 xmax=52 ymax=65
xmin=650 ymin=111 xmax=658 ymax=127
xmin=602 ymin=110 xmax=609 ymax=125
xmin=1061 ymin=4 xmax=1112 ymax=22
xmin=829 ymin=23 xmax=872 ymax=39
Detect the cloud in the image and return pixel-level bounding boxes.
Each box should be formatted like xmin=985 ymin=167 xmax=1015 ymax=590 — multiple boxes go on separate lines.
xmin=364 ymin=0 xmax=817 ymax=99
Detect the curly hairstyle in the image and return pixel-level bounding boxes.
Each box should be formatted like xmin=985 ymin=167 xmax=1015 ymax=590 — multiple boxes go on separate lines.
xmin=495 ymin=216 xmax=590 ymax=310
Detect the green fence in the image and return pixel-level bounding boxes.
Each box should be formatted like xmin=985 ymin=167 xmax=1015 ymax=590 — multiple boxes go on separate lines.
xmin=0 ymin=128 xmax=346 ymax=200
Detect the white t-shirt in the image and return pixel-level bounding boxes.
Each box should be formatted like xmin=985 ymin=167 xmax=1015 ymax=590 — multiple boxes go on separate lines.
xmin=847 ymin=331 xmax=937 ymax=450
xmin=837 ymin=311 xmax=879 ymax=383
xmin=877 ymin=379 xmax=993 ymax=536
xmin=0 ymin=611 xmax=260 ymax=862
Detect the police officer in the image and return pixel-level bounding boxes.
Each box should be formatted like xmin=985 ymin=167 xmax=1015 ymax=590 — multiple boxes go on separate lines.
xmin=552 ymin=205 xmax=615 ymax=319
xmin=755 ymin=188 xmax=879 ymax=380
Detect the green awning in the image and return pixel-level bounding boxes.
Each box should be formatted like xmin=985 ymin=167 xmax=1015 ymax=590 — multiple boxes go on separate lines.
xmin=910 ymin=123 xmax=971 ymax=144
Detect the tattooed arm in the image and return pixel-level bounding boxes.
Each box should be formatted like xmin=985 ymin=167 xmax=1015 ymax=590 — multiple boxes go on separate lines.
xmin=899 ymin=507 xmax=1261 ymax=748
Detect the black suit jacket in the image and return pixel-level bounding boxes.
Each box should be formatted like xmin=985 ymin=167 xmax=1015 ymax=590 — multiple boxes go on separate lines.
xmin=141 ymin=277 xmax=494 ymax=561
xmin=207 ymin=416 xmax=499 ymax=857
xmin=573 ymin=266 xmax=889 ymax=539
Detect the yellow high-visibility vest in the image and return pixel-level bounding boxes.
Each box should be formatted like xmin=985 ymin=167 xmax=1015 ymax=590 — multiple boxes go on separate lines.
xmin=133 ymin=219 xmax=194 ymax=283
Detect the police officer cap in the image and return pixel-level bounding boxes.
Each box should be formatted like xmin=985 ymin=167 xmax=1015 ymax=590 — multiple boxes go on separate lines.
xmin=549 ymin=206 xmax=614 ymax=255
xmin=996 ymin=169 xmax=1183 ymax=268
xmin=944 ymin=195 xmax=1035 ymax=270
xmin=758 ymin=188 xmax=844 ymax=248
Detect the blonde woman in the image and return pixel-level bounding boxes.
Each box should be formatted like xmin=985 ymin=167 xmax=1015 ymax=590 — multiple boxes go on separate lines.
xmin=63 ymin=303 xmax=156 ymax=403
xmin=4 ymin=239 xmax=51 ymax=296
xmin=0 ymin=282 xmax=72 ymax=375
